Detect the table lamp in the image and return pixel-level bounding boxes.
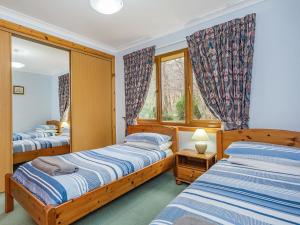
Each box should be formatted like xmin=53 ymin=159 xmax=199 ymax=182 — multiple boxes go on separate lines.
xmin=192 ymin=129 xmax=209 ymax=154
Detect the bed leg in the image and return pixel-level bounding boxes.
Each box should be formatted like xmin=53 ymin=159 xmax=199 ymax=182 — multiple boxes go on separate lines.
xmin=5 ymin=174 xmax=14 ymax=213
xmin=45 ymin=206 xmax=56 ymax=225
xmin=176 ymin=180 xmax=182 ymax=185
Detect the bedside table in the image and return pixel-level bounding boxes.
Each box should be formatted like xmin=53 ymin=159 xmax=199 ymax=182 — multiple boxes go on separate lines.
xmin=175 ymin=149 xmax=216 ymax=184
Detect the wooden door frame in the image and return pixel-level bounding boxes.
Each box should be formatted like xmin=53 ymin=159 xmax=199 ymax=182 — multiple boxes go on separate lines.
xmin=0 ymin=30 xmax=12 ymax=192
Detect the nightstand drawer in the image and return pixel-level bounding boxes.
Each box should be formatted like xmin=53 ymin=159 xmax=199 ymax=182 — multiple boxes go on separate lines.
xmin=177 ymin=166 xmax=202 ymax=183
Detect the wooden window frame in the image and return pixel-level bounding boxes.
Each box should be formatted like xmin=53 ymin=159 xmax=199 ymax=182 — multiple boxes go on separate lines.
xmin=138 ymin=48 xmax=221 ymax=129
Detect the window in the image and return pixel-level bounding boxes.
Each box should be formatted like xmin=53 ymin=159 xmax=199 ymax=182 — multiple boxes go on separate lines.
xmin=138 ymin=48 xmax=220 ymax=128
xmin=139 ymin=64 xmax=157 ymax=120
xmin=161 ymin=53 xmax=185 ymax=122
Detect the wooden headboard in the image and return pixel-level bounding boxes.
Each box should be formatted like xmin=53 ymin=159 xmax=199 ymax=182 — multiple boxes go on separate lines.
xmin=46 ymin=120 xmax=63 ymax=134
xmin=127 ymin=125 xmax=179 ymax=153
xmin=217 ymin=129 xmax=300 ymax=160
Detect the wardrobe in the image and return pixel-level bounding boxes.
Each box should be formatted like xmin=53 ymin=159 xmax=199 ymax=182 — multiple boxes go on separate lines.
xmin=0 ymin=20 xmax=116 ymax=192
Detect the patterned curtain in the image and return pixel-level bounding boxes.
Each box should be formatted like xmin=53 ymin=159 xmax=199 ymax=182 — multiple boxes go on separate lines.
xmin=58 ymin=74 xmax=70 ymax=122
xmin=186 ymin=14 xmax=256 ymax=130
xmin=124 ymin=46 xmax=155 ymax=126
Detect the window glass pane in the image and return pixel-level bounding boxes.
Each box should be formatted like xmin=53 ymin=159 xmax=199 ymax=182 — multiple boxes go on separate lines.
xmin=139 ymin=64 xmax=157 ymax=120
xmin=192 ymin=72 xmax=216 ymax=120
xmin=161 ymin=54 xmax=185 ymax=122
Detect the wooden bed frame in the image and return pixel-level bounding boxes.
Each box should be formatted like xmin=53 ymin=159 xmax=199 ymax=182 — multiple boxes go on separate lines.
xmin=46 ymin=120 xmax=63 ymax=134
xmin=13 ymin=120 xmax=70 ymax=165
xmin=216 ymin=129 xmax=300 ymax=160
xmin=6 ymin=125 xmax=178 ymax=225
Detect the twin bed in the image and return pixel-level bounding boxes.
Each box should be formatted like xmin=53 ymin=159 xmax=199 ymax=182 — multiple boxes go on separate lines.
xmin=5 ymin=126 xmax=300 ymax=225
xmin=6 ymin=125 xmax=178 ymax=225
xmin=13 ymin=120 xmax=70 ymax=164
xmin=151 ymin=129 xmax=300 ymax=225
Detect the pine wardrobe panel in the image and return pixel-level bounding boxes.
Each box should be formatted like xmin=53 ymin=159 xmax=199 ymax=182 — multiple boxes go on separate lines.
xmin=71 ymin=51 xmax=113 ymax=152
xmin=0 ymin=30 xmax=12 ymax=192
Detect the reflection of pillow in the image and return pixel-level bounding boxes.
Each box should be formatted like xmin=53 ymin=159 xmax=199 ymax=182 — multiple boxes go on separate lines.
xmin=124 ymin=141 xmax=172 ymax=151
xmin=225 ymin=141 xmax=300 ymax=167
xmin=35 ymin=125 xmax=57 ymax=130
xmin=125 ymin=132 xmax=171 ymax=146
xmin=36 ymin=129 xmax=57 ymax=133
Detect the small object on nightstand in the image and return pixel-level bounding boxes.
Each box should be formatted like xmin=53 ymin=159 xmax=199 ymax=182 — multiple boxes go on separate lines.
xmin=175 ymin=149 xmax=216 ymax=185
xmin=192 ymin=129 xmax=209 ymax=153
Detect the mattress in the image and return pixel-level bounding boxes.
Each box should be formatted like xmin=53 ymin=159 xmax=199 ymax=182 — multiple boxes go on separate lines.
xmin=13 ymin=131 xmax=55 ymax=141
xmin=150 ymin=159 xmax=300 ymax=225
xmin=13 ymin=135 xmax=70 ymax=153
xmin=13 ymin=144 xmax=168 ymax=205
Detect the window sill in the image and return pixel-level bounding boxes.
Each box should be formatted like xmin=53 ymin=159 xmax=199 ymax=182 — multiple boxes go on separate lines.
xmin=137 ymin=119 xmax=222 ymax=133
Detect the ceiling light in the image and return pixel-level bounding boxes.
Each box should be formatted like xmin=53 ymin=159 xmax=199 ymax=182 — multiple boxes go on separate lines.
xmin=90 ymin=0 xmax=123 ymax=15
xmin=12 ymin=62 xmax=25 ymax=69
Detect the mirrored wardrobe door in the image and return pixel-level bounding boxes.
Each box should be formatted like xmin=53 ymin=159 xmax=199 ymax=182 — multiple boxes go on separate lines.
xmin=11 ymin=36 xmax=71 ymax=166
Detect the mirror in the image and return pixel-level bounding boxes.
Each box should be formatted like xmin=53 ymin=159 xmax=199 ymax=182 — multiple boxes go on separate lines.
xmin=12 ymin=36 xmax=71 ymax=164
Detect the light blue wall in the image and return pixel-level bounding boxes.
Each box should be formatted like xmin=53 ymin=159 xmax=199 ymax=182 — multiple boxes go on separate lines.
xmin=13 ymin=72 xmax=60 ymax=132
xmin=248 ymin=0 xmax=300 ymax=130
xmin=115 ymin=0 xmax=300 ymax=149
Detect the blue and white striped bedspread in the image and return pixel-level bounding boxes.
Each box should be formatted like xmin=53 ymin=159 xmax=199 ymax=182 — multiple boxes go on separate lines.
xmin=150 ymin=160 xmax=300 ymax=225
xmin=13 ymin=135 xmax=70 ymax=153
xmin=13 ymin=131 xmax=55 ymax=141
xmin=13 ymin=144 xmax=167 ymax=205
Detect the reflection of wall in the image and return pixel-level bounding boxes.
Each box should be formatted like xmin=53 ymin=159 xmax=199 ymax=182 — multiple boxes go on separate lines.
xmin=13 ymin=71 xmax=59 ymax=132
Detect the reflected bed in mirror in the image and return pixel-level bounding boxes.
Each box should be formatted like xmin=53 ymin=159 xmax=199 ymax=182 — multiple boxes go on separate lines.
xmin=12 ymin=36 xmax=71 ymax=165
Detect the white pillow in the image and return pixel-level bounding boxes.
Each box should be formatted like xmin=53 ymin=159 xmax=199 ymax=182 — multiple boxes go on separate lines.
xmin=35 ymin=125 xmax=57 ymax=130
xmin=36 ymin=129 xmax=57 ymax=133
xmin=228 ymin=156 xmax=300 ymax=176
xmin=124 ymin=141 xmax=172 ymax=151
xmin=125 ymin=132 xmax=171 ymax=145
xmin=225 ymin=141 xmax=300 ymax=167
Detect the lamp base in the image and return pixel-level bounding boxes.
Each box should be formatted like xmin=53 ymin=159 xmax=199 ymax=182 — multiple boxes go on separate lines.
xmin=195 ymin=143 xmax=207 ymax=154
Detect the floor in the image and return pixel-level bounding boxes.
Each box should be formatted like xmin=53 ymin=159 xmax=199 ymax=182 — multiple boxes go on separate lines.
xmin=0 ymin=172 xmax=187 ymax=225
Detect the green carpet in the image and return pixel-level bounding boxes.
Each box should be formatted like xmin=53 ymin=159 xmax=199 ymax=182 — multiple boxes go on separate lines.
xmin=0 ymin=172 xmax=187 ymax=225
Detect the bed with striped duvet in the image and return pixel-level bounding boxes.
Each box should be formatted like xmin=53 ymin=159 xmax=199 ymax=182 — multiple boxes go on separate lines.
xmin=150 ymin=159 xmax=300 ymax=225
xmin=13 ymin=135 xmax=70 ymax=153
xmin=13 ymin=144 xmax=167 ymax=205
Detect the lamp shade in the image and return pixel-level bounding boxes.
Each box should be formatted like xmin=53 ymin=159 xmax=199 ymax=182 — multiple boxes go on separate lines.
xmin=192 ymin=129 xmax=209 ymax=141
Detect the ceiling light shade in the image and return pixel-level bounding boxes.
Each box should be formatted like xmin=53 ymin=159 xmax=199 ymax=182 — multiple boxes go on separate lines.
xmin=12 ymin=62 xmax=25 ymax=69
xmin=90 ymin=0 xmax=123 ymax=15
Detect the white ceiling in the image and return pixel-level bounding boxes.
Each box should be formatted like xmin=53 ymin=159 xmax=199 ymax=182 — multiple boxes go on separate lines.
xmin=0 ymin=0 xmax=260 ymax=52
xmin=12 ymin=37 xmax=69 ymax=76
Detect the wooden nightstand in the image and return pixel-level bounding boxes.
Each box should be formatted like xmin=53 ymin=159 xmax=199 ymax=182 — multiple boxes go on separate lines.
xmin=175 ymin=149 xmax=216 ymax=184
